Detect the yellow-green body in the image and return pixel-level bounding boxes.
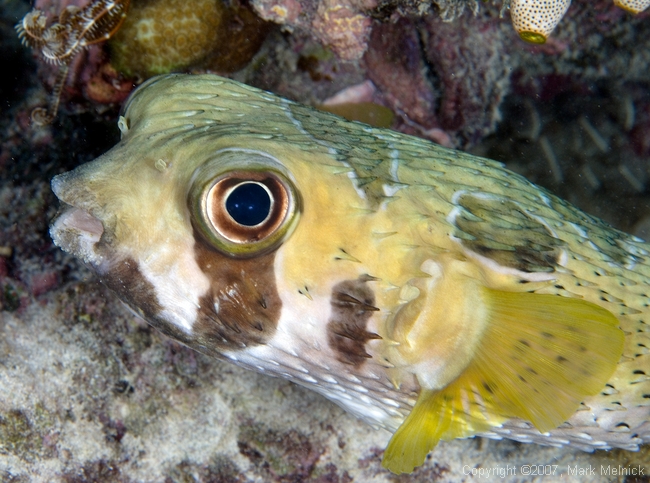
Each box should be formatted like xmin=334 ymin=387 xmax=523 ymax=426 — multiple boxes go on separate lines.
xmin=50 ymin=74 xmax=650 ymax=474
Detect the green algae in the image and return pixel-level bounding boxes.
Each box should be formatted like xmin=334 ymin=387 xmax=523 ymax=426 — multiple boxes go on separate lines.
xmin=2 ymin=283 xmax=20 ymax=312
xmin=0 ymin=404 xmax=55 ymax=461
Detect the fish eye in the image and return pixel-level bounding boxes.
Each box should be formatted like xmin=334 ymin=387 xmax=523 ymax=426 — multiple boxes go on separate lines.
xmin=189 ymin=152 xmax=300 ymax=258
xmin=225 ymin=181 xmax=272 ymax=227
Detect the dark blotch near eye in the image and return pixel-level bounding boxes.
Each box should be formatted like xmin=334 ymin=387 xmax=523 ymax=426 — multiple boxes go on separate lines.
xmin=226 ymin=182 xmax=271 ymax=226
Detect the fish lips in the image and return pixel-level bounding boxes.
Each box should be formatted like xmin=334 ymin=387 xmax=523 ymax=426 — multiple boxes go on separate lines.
xmin=50 ymin=172 xmax=110 ymax=273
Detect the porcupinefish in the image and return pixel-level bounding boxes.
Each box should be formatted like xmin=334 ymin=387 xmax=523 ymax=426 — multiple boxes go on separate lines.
xmin=49 ymin=74 xmax=650 ymax=474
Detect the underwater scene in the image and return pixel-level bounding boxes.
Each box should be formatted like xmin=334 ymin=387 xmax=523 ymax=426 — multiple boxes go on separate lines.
xmin=1 ymin=0 xmax=649 ymax=481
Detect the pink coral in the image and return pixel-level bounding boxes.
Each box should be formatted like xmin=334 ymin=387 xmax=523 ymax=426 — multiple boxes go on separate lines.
xmin=312 ymin=0 xmax=373 ymax=60
xmin=252 ymin=0 xmax=376 ymax=59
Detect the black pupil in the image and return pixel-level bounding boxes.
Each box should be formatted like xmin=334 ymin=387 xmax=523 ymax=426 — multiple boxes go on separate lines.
xmin=225 ymin=182 xmax=271 ymax=226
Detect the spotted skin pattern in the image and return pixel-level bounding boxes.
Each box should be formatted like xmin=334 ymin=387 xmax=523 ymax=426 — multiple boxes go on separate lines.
xmin=50 ymin=75 xmax=650 ymax=470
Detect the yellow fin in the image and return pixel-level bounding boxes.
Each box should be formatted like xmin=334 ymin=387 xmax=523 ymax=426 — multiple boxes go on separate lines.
xmin=382 ymin=387 xmax=495 ymax=474
xmin=477 ymin=289 xmax=624 ymax=430
xmin=382 ymin=289 xmax=624 ymax=474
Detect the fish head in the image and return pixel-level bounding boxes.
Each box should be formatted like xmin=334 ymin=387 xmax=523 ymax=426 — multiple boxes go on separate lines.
xmin=49 ymin=74 xmax=422 ymax=427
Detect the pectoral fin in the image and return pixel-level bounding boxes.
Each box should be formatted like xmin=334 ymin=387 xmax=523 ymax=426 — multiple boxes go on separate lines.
xmin=382 ymin=289 xmax=624 ymax=474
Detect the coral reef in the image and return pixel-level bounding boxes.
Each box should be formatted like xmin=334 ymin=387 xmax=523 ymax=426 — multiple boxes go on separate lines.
xmin=110 ymin=0 xmax=227 ymax=77
xmin=244 ymin=0 xmax=649 ymax=146
xmin=248 ymin=0 xmax=650 ymax=60
xmin=16 ymin=0 xmax=130 ymax=124
xmin=362 ymin=10 xmax=510 ymax=146
xmin=16 ymin=0 xmax=271 ymax=124
xmin=363 ymin=19 xmax=438 ymax=133
xmin=251 ymin=0 xmax=370 ymax=61
xmin=17 ymin=0 xmax=650 ymax=147
xmin=421 ymin=13 xmax=510 ymax=145
xmin=109 ymin=0 xmax=271 ymax=78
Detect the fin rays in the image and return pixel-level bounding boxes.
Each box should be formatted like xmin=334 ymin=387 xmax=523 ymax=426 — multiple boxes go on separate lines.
xmin=383 ymin=289 xmax=624 ymax=474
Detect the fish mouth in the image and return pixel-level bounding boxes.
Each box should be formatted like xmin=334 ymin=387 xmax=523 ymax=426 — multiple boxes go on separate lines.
xmin=50 ymin=203 xmax=106 ymax=269
xmin=50 ymin=167 xmax=111 ymax=271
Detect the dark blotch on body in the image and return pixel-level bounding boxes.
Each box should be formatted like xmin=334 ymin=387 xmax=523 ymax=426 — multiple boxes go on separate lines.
xmin=99 ymin=234 xmax=282 ymax=357
xmin=327 ymin=277 xmax=381 ymax=366
xmin=453 ymin=194 xmax=564 ymax=273
xmin=98 ymin=254 xmax=209 ymax=350
xmin=99 ymin=256 xmax=162 ymax=322
xmin=192 ymin=235 xmax=281 ymax=353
